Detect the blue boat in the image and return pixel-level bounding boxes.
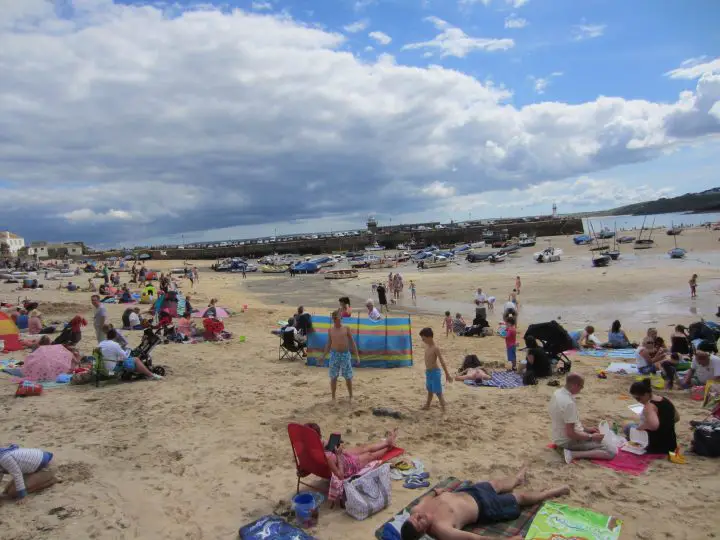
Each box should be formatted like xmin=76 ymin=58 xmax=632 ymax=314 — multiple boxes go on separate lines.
xmin=573 ymin=234 xmax=593 ymax=245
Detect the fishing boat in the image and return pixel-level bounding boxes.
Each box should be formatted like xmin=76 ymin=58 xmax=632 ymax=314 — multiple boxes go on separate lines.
xmin=470 ymin=240 xmax=486 ymax=249
xmin=666 ymin=227 xmax=683 ymax=236
xmin=324 ymin=269 xmax=359 ymax=279
xmin=589 ymin=244 xmax=610 ymax=252
xmin=261 ymin=265 xmax=288 ymax=273
xmin=365 ymin=242 xmax=386 ymax=251
xmin=518 ymin=236 xmax=537 ymax=248
xmin=466 ymin=251 xmax=494 ymax=263
xmin=601 ymin=223 xmax=621 ymax=260
xmin=498 ymin=244 xmax=520 ymax=255
xmin=488 ymin=252 xmax=507 ymax=263
xmin=422 ymin=255 xmax=450 ymax=268
xmin=533 ymin=246 xmax=563 ymax=263
xmin=617 ymin=236 xmax=635 ymax=244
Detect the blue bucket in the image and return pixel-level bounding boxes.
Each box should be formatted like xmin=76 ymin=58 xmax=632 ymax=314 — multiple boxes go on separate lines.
xmin=292 ymin=492 xmax=318 ymax=528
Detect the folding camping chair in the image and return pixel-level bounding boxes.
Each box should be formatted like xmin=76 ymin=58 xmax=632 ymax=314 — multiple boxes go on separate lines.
xmin=288 ymin=423 xmax=332 ymax=494
xmin=279 ymin=330 xmax=306 ymax=361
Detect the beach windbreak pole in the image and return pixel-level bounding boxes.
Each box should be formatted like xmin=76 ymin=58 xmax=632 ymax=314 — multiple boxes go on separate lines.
xmin=306 ymin=314 xmax=413 ymax=368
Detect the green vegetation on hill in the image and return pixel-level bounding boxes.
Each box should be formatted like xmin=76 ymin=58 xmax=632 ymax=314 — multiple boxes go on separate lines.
xmin=608 ymin=188 xmax=720 ymax=215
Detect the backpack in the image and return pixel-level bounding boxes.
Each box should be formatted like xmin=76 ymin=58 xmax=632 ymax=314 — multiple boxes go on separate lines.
xmin=691 ymin=422 xmax=720 ymax=457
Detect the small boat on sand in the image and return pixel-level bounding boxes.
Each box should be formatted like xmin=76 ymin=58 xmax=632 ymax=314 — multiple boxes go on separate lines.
xmin=533 ymin=247 xmax=562 ymax=263
xmin=261 ymin=265 xmax=288 ymax=273
xmin=592 ymin=254 xmax=611 ymax=267
xmin=488 ymin=252 xmax=507 ymax=263
xmin=324 ymin=269 xmax=359 ymax=279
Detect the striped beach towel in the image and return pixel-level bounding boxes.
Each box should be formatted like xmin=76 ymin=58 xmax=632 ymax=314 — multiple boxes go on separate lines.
xmin=577 ymin=348 xmax=636 ymax=359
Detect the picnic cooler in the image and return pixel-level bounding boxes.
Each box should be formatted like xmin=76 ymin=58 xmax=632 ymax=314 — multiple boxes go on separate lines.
xmin=344 ymin=464 xmax=391 ymax=520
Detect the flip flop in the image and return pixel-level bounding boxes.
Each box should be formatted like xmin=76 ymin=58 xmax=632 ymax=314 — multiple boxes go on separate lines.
xmin=404 ymin=477 xmax=430 ymax=489
xmin=407 ymin=472 xmax=429 ymax=480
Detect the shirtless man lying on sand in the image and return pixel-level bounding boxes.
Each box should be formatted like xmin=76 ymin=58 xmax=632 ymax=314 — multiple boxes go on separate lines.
xmin=401 ymin=466 xmax=569 ymax=540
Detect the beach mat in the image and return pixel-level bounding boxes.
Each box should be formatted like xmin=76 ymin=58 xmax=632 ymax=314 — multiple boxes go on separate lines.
xmin=465 ymin=372 xmax=524 ymax=389
xmin=591 ymin=451 xmax=665 ymax=476
xmin=525 ymin=501 xmax=622 ymax=539
xmin=577 ymin=348 xmax=636 ymax=359
xmin=605 ymin=362 xmax=639 ymax=375
xmin=375 ymin=478 xmax=539 ymax=539
xmin=238 ymin=515 xmax=315 ymax=539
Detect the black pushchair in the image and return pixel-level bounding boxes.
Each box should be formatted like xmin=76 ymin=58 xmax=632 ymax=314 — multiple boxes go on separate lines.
xmin=524 ymin=321 xmax=573 ymax=375
xmin=122 ymin=328 xmax=166 ymax=380
xmin=688 ymin=321 xmax=720 ymax=354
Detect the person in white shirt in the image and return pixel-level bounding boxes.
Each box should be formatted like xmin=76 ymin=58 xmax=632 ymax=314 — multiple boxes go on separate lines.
xmin=474 ymin=288 xmax=487 ymax=305
xmin=98 ymin=329 xmax=162 ymax=380
xmin=366 ymin=299 xmax=382 ymax=321
xmin=549 ymin=373 xmax=616 ymax=464
xmin=128 ymin=309 xmax=142 ymax=328
xmin=682 ymin=350 xmax=720 ymax=387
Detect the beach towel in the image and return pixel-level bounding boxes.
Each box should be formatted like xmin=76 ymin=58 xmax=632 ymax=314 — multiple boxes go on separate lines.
xmin=238 ymin=515 xmax=315 ymax=540
xmin=525 ymin=501 xmax=622 ymax=540
xmin=577 ymin=348 xmax=636 ymax=359
xmin=548 ymin=443 xmax=664 ymax=475
xmin=464 ymin=372 xmax=524 ymax=389
xmin=375 ymin=478 xmax=539 ymax=540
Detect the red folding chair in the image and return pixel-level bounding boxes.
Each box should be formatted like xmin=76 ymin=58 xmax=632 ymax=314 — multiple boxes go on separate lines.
xmin=288 ymin=423 xmax=332 ymax=494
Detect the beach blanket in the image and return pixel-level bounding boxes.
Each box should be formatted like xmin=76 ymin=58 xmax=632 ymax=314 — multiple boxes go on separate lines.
xmin=591 ymin=452 xmax=665 ymax=476
xmin=375 ymin=478 xmax=539 ymax=540
xmin=307 ymin=315 xmax=413 ymax=368
xmin=238 ymin=515 xmax=315 ymax=540
xmin=605 ymin=362 xmax=639 ymax=375
xmin=464 ymin=372 xmax=524 ymax=389
xmin=525 ymin=501 xmax=622 ymax=540
xmin=577 ymin=348 xmax=636 ymax=359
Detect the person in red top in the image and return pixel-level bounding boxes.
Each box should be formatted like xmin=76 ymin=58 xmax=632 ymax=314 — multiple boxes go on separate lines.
xmin=505 ymin=315 xmax=518 ymax=370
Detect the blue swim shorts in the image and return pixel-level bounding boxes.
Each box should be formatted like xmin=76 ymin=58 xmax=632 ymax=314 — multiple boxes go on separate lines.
xmin=425 ymin=368 xmax=443 ymax=395
xmin=38 ymin=451 xmax=54 ymax=470
xmin=506 ymin=345 xmax=517 ymax=363
xmin=329 ymin=350 xmax=353 ymax=380
xmin=458 ymin=482 xmax=520 ymax=523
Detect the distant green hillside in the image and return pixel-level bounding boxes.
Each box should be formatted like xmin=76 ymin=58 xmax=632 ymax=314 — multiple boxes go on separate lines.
xmin=609 ymin=188 xmax=720 ymax=215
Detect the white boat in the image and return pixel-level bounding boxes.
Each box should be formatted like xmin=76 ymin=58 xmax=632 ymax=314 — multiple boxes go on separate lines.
xmin=422 ymin=255 xmax=450 ymax=268
xmin=488 ymin=252 xmax=507 ymax=263
xmin=324 ymin=269 xmax=359 ymax=279
xmin=519 ymin=237 xmax=537 ymax=248
xmin=365 ymin=242 xmax=386 ymax=251
xmin=533 ymin=247 xmax=563 ymax=263
xmin=470 ymin=241 xmax=486 ymax=249
xmin=396 ymin=243 xmax=408 ymax=250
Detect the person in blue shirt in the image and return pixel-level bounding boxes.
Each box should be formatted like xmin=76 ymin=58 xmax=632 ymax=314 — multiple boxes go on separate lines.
xmin=15 ymin=310 xmax=29 ymax=331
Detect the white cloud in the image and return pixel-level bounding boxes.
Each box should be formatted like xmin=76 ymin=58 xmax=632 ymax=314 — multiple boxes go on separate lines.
xmin=251 ymin=1 xmax=273 ymax=11
xmin=529 ymin=72 xmax=563 ymax=94
xmin=421 ymin=181 xmax=456 ymax=198
xmin=504 ymin=14 xmax=528 ymax=29
xmin=365 ymin=45 xmax=374 ymax=52
xmin=0 ymin=1 xmax=718 ymax=245
xmin=354 ymin=0 xmax=376 ymax=12
xmin=403 ymin=16 xmax=515 ymax=58
xmin=572 ymin=22 xmax=606 ymax=41
xmin=344 ymin=19 xmax=369 ymax=33
xmin=666 ymin=57 xmax=720 ymax=80
xmin=459 ymin=0 xmax=529 ymax=7
xmin=369 ymin=31 xmax=392 ymax=45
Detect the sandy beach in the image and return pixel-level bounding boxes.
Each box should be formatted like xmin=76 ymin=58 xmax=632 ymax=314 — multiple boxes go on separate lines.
xmin=1 ymin=228 xmax=720 ymax=540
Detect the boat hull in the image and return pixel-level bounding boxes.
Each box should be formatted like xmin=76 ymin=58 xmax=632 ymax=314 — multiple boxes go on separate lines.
xmin=592 ymin=256 xmax=611 ymax=267
xmin=324 ymin=270 xmax=359 ymax=279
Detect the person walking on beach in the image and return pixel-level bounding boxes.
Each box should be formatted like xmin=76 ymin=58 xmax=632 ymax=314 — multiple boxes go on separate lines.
xmin=442 ymin=311 xmax=453 ymax=338
xmin=505 ymin=314 xmax=518 ymax=370
xmin=409 ymin=280 xmax=417 ymax=303
xmin=376 ymin=283 xmax=388 ymax=313
xmin=192 ymin=266 xmax=199 ymax=285
xmin=515 ymin=276 xmax=522 ymax=294
xmin=91 ymin=295 xmax=108 ymax=343
xmin=319 ymin=310 xmax=360 ymax=402
xmin=689 ymin=274 xmax=698 ymax=298
xmin=419 ymin=327 xmax=452 ymax=412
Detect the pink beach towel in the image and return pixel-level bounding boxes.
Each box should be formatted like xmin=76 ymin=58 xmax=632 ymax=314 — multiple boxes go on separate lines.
xmin=547 ymin=443 xmax=664 ymax=475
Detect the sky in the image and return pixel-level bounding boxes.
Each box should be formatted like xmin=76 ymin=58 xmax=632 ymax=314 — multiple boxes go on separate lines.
xmin=1 ymin=0 xmax=719 ymax=248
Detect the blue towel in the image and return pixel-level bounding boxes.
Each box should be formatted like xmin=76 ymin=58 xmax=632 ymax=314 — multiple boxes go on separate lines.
xmin=238 ymin=515 xmax=315 ymax=540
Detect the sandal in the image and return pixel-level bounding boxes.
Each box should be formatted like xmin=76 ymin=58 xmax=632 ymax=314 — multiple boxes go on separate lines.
xmin=404 ymin=477 xmax=430 ymax=489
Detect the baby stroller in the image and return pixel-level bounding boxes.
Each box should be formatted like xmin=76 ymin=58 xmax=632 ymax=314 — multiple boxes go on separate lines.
xmin=123 ymin=327 xmax=166 ymax=380
xmin=688 ymin=321 xmax=720 ymax=354
xmin=524 ymin=321 xmax=573 ymax=374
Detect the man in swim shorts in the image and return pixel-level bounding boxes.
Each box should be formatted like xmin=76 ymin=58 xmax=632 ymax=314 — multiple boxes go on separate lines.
xmin=401 ymin=466 xmax=569 ymax=540
xmin=319 ymin=310 xmax=360 ymax=402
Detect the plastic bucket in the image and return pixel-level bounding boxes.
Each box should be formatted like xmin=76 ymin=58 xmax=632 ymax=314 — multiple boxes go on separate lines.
xmin=238 ymin=336 xmax=246 ymax=343
xmin=292 ymin=492 xmax=318 ymax=528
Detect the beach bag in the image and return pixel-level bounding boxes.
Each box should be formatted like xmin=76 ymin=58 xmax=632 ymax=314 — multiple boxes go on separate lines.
xmin=15 ymin=381 xmax=43 ymax=397
xmin=692 ymin=423 xmax=720 ymax=457
xmin=344 ymin=464 xmax=391 ymax=520
xmin=599 ymin=421 xmax=627 ymax=452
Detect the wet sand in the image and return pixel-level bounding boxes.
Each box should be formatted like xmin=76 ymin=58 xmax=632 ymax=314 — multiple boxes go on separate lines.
xmin=1 ymin=227 xmax=719 ymax=539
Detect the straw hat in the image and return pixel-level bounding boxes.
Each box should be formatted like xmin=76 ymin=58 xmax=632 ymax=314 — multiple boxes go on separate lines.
xmin=30 ymin=310 xmax=42 ymax=318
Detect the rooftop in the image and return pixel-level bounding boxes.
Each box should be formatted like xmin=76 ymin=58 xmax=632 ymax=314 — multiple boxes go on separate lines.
xmin=1 ymin=231 xmax=22 ymax=239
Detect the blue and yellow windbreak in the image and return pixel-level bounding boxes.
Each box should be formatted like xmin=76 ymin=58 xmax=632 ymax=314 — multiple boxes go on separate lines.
xmin=306 ymin=315 xmax=413 ymax=368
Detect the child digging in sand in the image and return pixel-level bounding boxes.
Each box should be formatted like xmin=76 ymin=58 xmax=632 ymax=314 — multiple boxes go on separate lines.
xmin=419 ymin=327 xmax=452 ymax=411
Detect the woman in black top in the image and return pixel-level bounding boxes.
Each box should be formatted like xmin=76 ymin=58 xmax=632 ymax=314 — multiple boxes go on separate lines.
xmin=629 ymin=379 xmax=679 ymax=454
xmin=524 ymin=336 xmax=551 ymax=378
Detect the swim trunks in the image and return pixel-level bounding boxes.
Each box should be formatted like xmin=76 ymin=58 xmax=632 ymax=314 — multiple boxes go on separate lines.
xmin=506 ymin=345 xmax=517 ymax=363
xmin=457 ymin=482 xmax=520 ymax=523
xmin=329 ymin=350 xmax=353 ymax=380
xmin=425 ymin=368 xmax=443 ymax=394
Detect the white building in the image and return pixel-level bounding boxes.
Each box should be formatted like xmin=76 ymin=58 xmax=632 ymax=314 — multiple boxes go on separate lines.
xmin=0 ymin=231 xmax=25 ymax=255
xmin=27 ymin=242 xmax=84 ymax=259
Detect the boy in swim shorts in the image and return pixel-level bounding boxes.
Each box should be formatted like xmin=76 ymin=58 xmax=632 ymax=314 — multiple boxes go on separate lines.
xmin=319 ymin=310 xmax=360 ymax=402
xmin=419 ymin=327 xmax=452 ymax=412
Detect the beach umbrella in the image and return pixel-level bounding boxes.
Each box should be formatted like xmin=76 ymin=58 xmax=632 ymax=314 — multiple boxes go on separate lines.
xmin=22 ymin=345 xmax=73 ymax=381
xmin=193 ymin=307 xmax=230 ymax=319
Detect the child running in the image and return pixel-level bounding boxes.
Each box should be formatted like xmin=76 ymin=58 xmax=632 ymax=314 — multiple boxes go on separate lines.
xmin=319 ymin=310 xmax=360 ymax=402
xmin=689 ymin=274 xmax=698 ymax=298
xmin=442 ymin=311 xmax=453 ymax=337
xmin=505 ymin=314 xmax=518 ymax=371
xmin=419 ymin=327 xmax=452 ymax=411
